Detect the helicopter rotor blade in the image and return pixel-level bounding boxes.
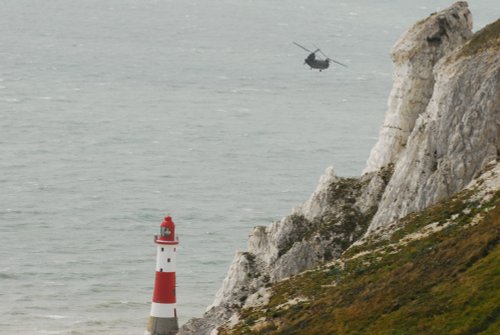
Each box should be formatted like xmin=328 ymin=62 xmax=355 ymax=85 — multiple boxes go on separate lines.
xmin=329 ymin=58 xmax=348 ymax=68
xmin=315 ymin=47 xmax=327 ymax=58
xmin=315 ymin=47 xmax=348 ymax=67
xmin=293 ymin=42 xmax=313 ymax=53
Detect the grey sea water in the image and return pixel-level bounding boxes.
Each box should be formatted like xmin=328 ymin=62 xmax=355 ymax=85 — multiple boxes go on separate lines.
xmin=1 ymin=1 xmax=498 ymax=334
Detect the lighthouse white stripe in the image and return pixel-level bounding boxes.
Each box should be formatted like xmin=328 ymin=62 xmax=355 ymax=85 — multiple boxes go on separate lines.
xmin=156 ymin=246 xmax=177 ymax=272
xmin=155 ymin=259 xmax=176 ymax=272
xmin=150 ymin=302 xmax=176 ymax=318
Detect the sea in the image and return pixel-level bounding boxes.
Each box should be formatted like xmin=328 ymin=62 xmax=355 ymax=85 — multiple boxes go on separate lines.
xmin=1 ymin=0 xmax=498 ymax=334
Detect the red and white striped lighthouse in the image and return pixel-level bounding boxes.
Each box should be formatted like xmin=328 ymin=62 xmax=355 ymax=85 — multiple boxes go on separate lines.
xmin=146 ymin=216 xmax=179 ymax=335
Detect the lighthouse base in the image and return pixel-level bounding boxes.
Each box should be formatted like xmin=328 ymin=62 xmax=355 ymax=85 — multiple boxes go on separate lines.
xmin=146 ymin=316 xmax=179 ymax=335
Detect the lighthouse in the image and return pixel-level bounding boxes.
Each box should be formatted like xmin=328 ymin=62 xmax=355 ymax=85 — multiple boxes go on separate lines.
xmin=146 ymin=216 xmax=179 ymax=335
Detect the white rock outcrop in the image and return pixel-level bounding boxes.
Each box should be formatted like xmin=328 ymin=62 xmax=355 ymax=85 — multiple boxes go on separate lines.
xmin=364 ymin=1 xmax=472 ymax=173
xmin=181 ymin=167 xmax=390 ymax=334
xmin=367 ymin=17 xmax=500 ymax=234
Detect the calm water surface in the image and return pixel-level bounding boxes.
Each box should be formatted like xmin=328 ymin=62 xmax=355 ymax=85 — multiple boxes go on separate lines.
xmin=1 ymin=0 xmax=498 ymax=334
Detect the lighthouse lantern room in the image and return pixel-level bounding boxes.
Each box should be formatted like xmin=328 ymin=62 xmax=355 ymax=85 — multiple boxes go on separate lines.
xmin=146 ymin=216 xmax=179 ymax=335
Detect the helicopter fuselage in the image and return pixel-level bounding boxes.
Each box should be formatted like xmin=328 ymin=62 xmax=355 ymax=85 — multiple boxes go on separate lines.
xmin=305 ymin=58 xmax=330 ymax=70
xmin=304 ymin=52 xmax=329 ymax=71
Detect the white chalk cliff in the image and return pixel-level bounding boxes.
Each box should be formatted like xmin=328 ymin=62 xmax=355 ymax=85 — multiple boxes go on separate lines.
xmin=179 ymin=2 xmax=499 ymax=334
xmin=366 ymin=8 xmax=499 ymax=233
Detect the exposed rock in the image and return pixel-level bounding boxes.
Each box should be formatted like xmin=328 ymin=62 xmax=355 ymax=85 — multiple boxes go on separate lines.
xmin=367 ymin=17 xmax=500 ymax=234
xmin=295 ymin=166 xmax=339 ymax=221
xmin=364 ymin=1 xmax=472 ymax=174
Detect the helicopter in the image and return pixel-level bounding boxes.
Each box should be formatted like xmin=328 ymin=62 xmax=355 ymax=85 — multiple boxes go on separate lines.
xmin=293 ymin=42 xmax=347 ymax=71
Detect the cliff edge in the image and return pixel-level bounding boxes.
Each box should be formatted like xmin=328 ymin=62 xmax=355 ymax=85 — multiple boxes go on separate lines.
xmin=179 ymin=2 xmax=500 ymax=334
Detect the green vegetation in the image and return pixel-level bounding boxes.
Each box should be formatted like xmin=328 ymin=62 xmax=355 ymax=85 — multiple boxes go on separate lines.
xmin=220 ymin=189 xmax=500 ymax=335
xmin=458 ymin=19 xmax=500 ymax=58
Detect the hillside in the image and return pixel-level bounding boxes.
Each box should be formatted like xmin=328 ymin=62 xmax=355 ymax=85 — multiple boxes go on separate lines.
xmin=219 ymin=164 xmax=500 ymax=334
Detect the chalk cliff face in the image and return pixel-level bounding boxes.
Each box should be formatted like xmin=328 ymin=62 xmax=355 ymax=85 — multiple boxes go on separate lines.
xmin=179 ymin=2 xmax=499 ymax=334
xmin=364 ymin=2 xmax=472 ymax=172
xmin=364 ymin=1 xmax=473 ymax=174
xmin=367 ymin=12 xmax=499 ymax=234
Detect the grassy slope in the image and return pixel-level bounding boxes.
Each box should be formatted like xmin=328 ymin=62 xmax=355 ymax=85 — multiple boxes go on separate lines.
xmin=221 ymin=188 xmax=500 ymax=335
xmin=458 ymin=18 xmax=500 ymax=58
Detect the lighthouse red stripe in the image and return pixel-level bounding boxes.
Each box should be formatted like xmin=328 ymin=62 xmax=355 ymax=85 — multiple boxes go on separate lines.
xmin=152 ymin=271 xmax=176 ymax=303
